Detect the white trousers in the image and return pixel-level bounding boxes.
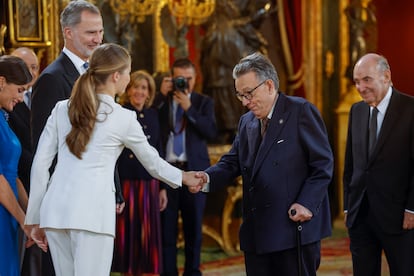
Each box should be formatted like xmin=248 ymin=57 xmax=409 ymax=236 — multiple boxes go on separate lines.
xmin=45 ymin=228 xmax=114 ymax=276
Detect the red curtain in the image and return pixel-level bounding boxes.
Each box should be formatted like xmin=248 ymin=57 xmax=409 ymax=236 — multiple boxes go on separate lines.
xmin=280 ymin=0 xmax=305 ymax=98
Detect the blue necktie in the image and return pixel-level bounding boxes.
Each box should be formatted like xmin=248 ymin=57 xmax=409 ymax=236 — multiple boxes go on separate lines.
xmin=173 ymin=106 xmax=184 ymax=156
xmin=83 ymin=62 xmax=89 ymax=71
xmin=25 ymin=90 xmax=32 ymax=109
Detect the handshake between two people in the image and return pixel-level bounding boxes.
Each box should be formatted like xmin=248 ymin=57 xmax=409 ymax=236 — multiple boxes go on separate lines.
xmin=182 ymin=171 xmax=208 ymax=193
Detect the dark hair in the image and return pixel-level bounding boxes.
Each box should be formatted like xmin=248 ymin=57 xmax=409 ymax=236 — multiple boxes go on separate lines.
xmin=0 ymin=55 xmax=32 ymax=85
xmin=153 ymin=71 xmax=170 ymax=92
xmin=171 ymin=58 xmax=195 ymax=74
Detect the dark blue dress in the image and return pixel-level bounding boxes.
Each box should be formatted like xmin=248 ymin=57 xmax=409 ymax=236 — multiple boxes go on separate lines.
xmin=0 ymin=109 xmax=22 ymax=276
xmin=112 ymin=105 xmax=164 ymax=275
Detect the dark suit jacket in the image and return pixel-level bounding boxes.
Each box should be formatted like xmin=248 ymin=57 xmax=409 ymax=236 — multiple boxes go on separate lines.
xmin=205 ymin=92 xmax=333 ymax=254
xmin=117 ymin=105 xmax=163 ymax=180
xmin=31 ymin=52 xmax=79 ymax=149
xmin=8 ymin=102 xmax=32 ymax=192
xmin=154 ymin=92 xmax=217 ymax=170
xmin=343 ymin=88 xmax=414 ymax=234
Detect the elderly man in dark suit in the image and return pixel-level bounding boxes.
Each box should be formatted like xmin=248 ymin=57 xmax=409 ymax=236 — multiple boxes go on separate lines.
xmin=343 ymin=53 xmax=414 ymax=275
xmin=30 ymin=1 xmax=123 ymax=274
xmin=194 ymin=52 xmax=333 ymax=276
xmin=155 ymin=58 xmax=217 ymax=276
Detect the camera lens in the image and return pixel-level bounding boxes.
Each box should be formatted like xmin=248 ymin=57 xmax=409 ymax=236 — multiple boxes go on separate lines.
xmin=173 ymin=77 xmax=189 ymax=92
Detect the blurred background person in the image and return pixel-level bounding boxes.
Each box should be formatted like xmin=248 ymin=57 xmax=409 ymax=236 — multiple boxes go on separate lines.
xmin=155 ymin=58 xmax=217 ymax=276
xmin=112 ymin=70 xmax=166 ymax=276
xmin=9 ymin=47 xmax=42 ymax=276
xmin=0 ymin=55 xmax=33 ymax=276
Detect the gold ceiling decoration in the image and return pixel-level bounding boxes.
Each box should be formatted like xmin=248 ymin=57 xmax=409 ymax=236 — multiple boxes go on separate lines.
xmin=168 ymin=0 xmax=215 ymax=25
xmin=109 ymin=0 xmax=158 ymax=23
xmin=109 ymin=0 xmax=215 ymax=25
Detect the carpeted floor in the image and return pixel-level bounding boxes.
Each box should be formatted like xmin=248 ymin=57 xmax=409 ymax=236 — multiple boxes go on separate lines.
xmin=179 ymin=223 xmax=390 ymax=276
xmin=112 ymin=221 xmax=390 ymax=275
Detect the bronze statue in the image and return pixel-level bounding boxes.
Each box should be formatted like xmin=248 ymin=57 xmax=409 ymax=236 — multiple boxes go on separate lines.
xmin=200 ymin=0 xmax=272 ymax=144
xmin=345 ymin=0 xmax=377 ymax=80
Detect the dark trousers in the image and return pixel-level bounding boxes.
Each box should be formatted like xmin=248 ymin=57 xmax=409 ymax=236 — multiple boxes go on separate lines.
xmin=244 ymin=242 xmax=321 ymax=276
xmin=161 ymin=174 xmax=206 ymax=276
xmin=20 ymin=246 xmax=42 ymax=276
xmin=19 ymin=228 xmax=55 ymax=276
xmin=348 ymin=197 xmax=414 ymax=276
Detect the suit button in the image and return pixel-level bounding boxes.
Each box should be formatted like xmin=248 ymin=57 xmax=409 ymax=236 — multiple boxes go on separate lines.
xmin=251 ymin=207 xmax=256 ymax=212
xmin=249 ymin=186 xmax=254 ymax=192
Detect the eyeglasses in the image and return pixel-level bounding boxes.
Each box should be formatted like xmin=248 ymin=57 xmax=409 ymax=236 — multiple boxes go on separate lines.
xmin=235 ymin=80 xmax=267 ymax=102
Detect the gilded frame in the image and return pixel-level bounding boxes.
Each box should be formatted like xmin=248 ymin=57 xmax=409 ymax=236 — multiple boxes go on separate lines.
xmin=7 ymin=0 xmax=51 ymax=47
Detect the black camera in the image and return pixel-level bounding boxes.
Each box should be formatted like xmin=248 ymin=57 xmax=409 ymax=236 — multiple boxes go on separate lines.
xmin=172 ymin=76 xmax=189 ymax=93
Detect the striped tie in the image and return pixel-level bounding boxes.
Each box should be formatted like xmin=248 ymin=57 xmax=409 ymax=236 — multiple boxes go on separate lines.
xmin=261 ymin=117 xmax=269 ymax=137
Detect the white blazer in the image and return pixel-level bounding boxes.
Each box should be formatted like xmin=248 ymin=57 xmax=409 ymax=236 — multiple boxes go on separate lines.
xmin=25 ymin=94 xmax=182 ymax=236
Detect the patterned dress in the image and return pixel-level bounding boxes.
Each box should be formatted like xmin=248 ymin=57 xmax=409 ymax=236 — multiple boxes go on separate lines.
xmin=0 ymin=109 xmax=22 ymax=276
xmin=112 ymin=105 xmax=163 ymax=275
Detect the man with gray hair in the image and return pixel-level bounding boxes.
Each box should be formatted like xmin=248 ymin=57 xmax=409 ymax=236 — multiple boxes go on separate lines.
xmin=343 ymin=53 xmax=414 ymax=275
xmin=30 ymin=1 xmax=124 ymax=274
xmin=31 ymin=0 xmax=103 ymax=147
xmin=195 ymin=52 xmax=333 ymax=275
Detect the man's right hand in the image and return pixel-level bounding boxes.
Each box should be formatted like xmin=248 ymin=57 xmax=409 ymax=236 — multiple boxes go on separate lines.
xmin=182 ymin=171 xmax=207 ymax=192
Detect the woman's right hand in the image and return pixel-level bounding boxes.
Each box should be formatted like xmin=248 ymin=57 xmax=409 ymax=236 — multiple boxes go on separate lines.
xmin=26 ymin=224 xmax=48 ymax=252
xmin=182 ymin=171 xmax=207 ymax=192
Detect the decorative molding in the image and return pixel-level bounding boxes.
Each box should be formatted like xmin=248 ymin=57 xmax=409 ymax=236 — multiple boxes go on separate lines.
xmin=7 ymin=0 xmax=51 ymax=47
xmin=302 ymin=0 xmax=323 ymax=112
xmin=153 ymin=0 xmax=170 ymax=73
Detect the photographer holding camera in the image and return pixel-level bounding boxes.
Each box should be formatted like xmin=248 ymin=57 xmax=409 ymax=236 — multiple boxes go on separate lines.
xmin=154 ymin=58 xmax=217 ymax=276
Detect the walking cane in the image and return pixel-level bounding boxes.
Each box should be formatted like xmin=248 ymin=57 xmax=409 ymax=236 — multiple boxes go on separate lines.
xmin=290 ymin=209 xmax=303 ymax=276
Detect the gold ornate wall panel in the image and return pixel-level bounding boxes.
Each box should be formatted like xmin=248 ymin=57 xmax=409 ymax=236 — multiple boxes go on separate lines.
xmin=7 ymin=0 xmax=51 ymax=47
xmin=302 ymin=0 xmax=323 ymax=112
xmin=335 ymin=0 xmax=364 ymax=218
xmin=153 ymin=0 xmax=170 ymax=73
